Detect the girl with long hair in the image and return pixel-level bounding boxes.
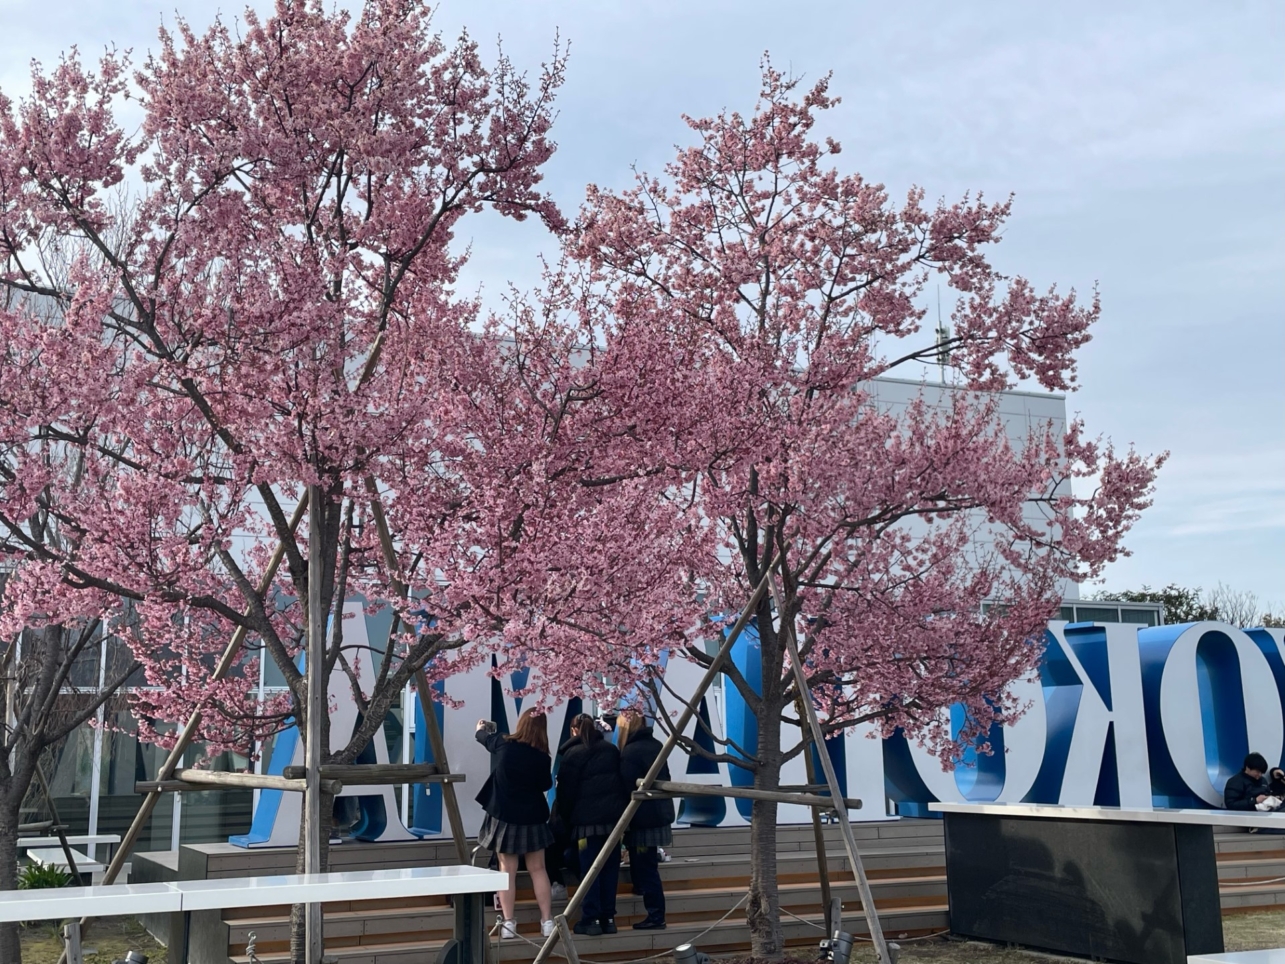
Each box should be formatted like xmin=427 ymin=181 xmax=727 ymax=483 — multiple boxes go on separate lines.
xmin=475 ymin=708 xmax=556 ymax=939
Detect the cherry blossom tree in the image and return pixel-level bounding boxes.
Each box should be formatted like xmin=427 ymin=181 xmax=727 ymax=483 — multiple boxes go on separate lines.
xmin=0 ymin=1 xmax=676 ymax=959
xmin=567 ymin=63 xmax=1165 ymax=955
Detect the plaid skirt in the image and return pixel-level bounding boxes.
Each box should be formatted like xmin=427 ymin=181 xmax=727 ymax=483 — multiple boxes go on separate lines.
xmin=625 ymin=825 xmax=673 ymax=848
xmin=478 ymin=814 xmax=554 ymax=856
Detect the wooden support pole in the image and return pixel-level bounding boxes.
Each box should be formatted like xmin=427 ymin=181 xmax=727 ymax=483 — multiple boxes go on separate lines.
xmin=530 ymin=556 xmax=782 ymax=964
xmin=281 ymin=763 xmax=461 ymax=785
xmin=780 ymin=604 xmax=891 ymax=963
xmin=554 ymin=914 xmax=582 ymax=964
xmin=134 ymin=771 xmax=343 ymax=795
xmin=61 ymin=922 xmax=82 ymax=964
xmin=415 ymin=669 xmax=470 ymax=865
xmin=635 ymin=780 xmax=861 ymax=810
xmin=132 ymin=780 xmax=209 ymax=794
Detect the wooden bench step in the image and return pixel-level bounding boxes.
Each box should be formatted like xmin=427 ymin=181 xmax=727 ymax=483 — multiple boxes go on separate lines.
xmin=228 ymin=902 xmax=954 ymax=963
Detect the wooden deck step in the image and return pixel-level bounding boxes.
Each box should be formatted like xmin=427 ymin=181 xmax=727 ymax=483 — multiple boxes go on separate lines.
xmin=228 ymin=902 xmax=953 ymax=963
xmin=203 ymin=818 xmax=1285 ymax=963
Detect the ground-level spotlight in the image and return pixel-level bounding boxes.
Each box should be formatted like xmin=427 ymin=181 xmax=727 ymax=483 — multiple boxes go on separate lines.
xmin=673 ymin=942 xmax=712 ymax=964
xmin=822 ymin=929 xmax=854 ymax=964
xmin=818 ymin=934 xmax=900 ymax=964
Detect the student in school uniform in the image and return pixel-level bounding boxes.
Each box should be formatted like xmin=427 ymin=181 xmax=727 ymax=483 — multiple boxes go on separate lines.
xmin=475 ymin=709 xmax=556 ymax=940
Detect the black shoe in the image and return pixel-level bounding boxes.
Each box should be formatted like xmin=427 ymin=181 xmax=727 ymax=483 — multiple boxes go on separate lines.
xmin=573 ymin=920 xmax=602 ymax=936
xmin=601 ymin=918 xmax=618 ymax=934
xmin=633 ymin=918 xmax=667 ymax=930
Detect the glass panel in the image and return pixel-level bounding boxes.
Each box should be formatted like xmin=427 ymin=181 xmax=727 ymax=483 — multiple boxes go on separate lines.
xmin=1073 ymin=606 xmax=1121 ymax=624
xmin=1120 ymin=608 xmax=1159 ymax=626
xmin=66 ymin=626 xmax=102 ymax=689
xmin=38 ymin=704 xmax=98 ymax=836
xmin=106 ymin=636 xmax=146 ymax=687
xmin=1058 ymin=606 xmax=1076 ymax=621
xmin=262 ymin=643 xmax=291 ymax=688
xmin=98 ymin=709 xmax=175 ymax=852
xmin=178 ymin=746 xmax=253 ymax=845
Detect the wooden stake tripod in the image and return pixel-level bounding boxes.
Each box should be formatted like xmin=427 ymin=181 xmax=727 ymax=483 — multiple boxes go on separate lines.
xmin=530 ymin=562 xmax=893 ymax=964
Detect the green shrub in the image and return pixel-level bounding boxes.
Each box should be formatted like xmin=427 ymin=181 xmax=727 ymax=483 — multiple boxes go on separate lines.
xmin=18 ymin=862 xmax=74 ymax=890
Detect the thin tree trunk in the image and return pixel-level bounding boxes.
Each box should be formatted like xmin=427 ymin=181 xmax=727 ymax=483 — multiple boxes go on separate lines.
xmin=747 ymin=708 xmax=784 ymax=958
xmin=0 ymin=791 xmax=24 ymax=963
xmin=289 ymin=791 xmax=334 ymax=964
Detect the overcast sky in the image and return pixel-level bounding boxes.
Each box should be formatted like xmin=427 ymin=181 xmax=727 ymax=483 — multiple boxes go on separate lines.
xmin=1 ymin=0 xmax=1281 ymax=611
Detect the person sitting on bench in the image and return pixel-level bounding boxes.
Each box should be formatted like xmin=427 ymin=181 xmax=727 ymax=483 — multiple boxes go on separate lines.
xmin=1225 ymin=752 xmax=1271 ymax=811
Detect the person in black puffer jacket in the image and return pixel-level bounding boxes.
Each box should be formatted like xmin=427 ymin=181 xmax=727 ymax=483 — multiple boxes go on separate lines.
xmin=1225 ymin=752 xmax=1270 ymax=811
xmin=618 ymin=710 xmax=675 ymax=930
xmin=556 ymin=714 xmax=627 ymax=936
xmin=475 ymin=709 xmax=555 ymax=940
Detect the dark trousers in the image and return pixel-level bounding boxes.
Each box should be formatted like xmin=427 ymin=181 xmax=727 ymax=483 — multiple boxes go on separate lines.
xmin=578 ymin=835 xmax=621 ymax=922
xmin=629 ymin=844 xmax=665 ymax=922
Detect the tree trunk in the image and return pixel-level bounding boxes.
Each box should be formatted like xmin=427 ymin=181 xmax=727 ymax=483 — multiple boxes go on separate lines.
xmin=289 ymin=791 xmax=334 ymax=964
xmin=0 ymin=789 xmax=23 ymax=964
xmin=747 ymin=706 xmax=784 ymax=958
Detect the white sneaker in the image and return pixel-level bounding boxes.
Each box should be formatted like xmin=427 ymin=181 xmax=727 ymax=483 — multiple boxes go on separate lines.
xmin=541 ymin=919 xmax=556 ymax=938
xmin=501 ymin=919 xmax=518 ymax=940
xmin=550 ymin=882 xmax=568 ymax=901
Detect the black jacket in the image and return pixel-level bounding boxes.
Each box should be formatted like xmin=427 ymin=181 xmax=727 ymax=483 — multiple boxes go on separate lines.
xmin=1225 ymin=770 xmax=1269 ymax=811
xmin=620 ymin=727 xmax=676 ymax=831
xmin=556 ymin=737 xmax=627 ymax=829
xmin=474 ymin=729 xmax=552 ymax=825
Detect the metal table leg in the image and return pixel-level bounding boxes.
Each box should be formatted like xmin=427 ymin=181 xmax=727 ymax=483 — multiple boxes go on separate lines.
xmin=455 ymin=892 xmax=485 ymax=964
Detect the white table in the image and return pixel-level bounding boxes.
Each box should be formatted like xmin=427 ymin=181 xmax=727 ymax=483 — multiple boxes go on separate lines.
xmin=175 ymin=864 xmax=506 ymax=910
xmin=0 ymin=864 xmax=508 ymax=963
xmin=0 ymin=881 xmax=181 ymax=923
xmin=27 ymin=848 xmax=106 ymax=884
xmin=1190 ymin=953 xmax=1285 ymax=963
xmin=16 ymin=834 xmax=122 ymax=849
xmin=18 ymin=833 xmax=123 ymax=866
